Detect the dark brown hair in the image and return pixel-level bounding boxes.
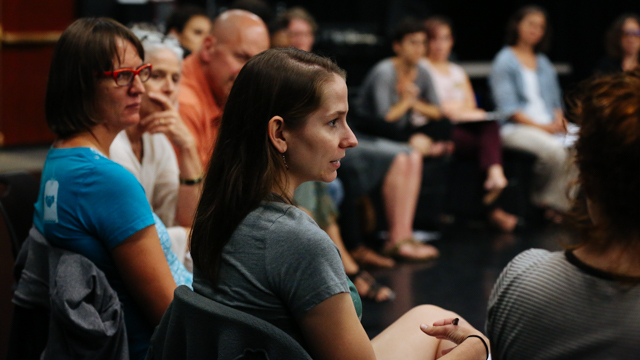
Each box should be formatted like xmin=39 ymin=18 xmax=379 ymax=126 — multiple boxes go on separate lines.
xmin=605 ymin=13 xmax=640 ymax=59
xmin=424 ymin=15 xmax=453 ymax=41
xmin=190 ymin=48 xmax=345 ymax=283
xmin=164 ymin=5 xmax=209 ymax=35
xmin=45 ymin=17 xmax=144 ymax=139
xmin=565 ymin=69 xmax=640 ymax=250
xmin=392 ymin=17 xmax=425 ymax=44
xmin=505 ymin=5 xmax=551 ymax=53
xmin=283 ymin=6 xmax=318 ymax=34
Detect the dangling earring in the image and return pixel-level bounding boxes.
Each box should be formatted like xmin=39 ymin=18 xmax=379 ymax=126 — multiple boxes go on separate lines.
xmin=281 ymin=153 xmax=289 ymax=170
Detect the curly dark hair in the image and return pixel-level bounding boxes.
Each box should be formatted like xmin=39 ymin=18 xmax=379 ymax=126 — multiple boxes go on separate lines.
xmin=605 ymin=13 xmax=640 ymax=59
xmin=504 ymin=5 xmax=551 ymax=53
xmin=565 ymin=69 xmax=640 ymax=250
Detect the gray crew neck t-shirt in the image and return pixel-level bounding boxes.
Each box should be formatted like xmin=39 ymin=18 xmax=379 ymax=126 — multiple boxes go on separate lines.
xmin=193 ymin=201 xmax=355 ymax=345
xmin=487 ymin=249 xmax=640 ymax=360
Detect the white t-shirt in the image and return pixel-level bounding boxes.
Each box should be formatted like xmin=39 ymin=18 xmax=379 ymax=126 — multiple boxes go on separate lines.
xmin=110 ymin=131 xmax=180 ymax=227
xmin=520 ymin=67 xmax=553 ymax=125
xmin=423 ymin=59 xmax=467 ymax=104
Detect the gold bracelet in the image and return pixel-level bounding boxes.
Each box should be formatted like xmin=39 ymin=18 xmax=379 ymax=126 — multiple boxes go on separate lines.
xmin=179 ymin=176 xmax=203 ymax=185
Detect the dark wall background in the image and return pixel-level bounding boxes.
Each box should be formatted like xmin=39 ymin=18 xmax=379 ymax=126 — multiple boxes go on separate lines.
xmin=213 ymin=0 xmax=640 ymax=90
xmin=83 ymin=0 xmax=640 ymax=91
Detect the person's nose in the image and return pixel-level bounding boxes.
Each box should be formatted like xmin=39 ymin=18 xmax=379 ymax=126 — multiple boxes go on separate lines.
xmin=130 ymin=74 xmax=146 ymax=95
xmin=161 ymin=75 xmax=175 ymax=96
xmin=340 ymin=123 xmax=358 ymax=149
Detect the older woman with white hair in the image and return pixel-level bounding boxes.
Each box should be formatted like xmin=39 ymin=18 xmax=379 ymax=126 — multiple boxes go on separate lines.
xmin=110 ymin=28 xmax=202 ymax=266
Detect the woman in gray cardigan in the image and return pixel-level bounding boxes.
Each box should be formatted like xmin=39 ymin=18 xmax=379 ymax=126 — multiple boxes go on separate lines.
xmin=489 ymin=6 xmax=575 ymax=216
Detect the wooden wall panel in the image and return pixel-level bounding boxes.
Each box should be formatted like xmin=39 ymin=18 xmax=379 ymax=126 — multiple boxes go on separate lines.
xmin=1 ymin=46 xmax=57 ymax=145
xmin=0 ymin=0 xmax=76 ymax=146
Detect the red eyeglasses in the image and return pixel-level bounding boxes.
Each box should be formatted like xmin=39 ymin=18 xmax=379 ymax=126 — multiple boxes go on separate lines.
xmin=102 ymin=63 xmax=152 ymax=86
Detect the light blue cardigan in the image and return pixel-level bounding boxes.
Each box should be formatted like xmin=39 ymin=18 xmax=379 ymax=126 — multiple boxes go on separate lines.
xmin=489 ymin=47 xmax=563 ymax=122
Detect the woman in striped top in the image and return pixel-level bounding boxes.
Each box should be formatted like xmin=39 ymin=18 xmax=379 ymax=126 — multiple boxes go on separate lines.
xmin=486 ymin=69 xmax=640 ymax=359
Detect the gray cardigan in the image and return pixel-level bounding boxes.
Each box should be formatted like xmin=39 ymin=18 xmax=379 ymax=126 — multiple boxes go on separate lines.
xmin=13 ymin=227 xmax=129 ymax=360
xmin=489 ymin=47 xmax=563 ymax=122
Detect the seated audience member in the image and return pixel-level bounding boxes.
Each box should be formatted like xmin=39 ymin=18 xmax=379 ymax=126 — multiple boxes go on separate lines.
xmin=189 ymin=47 xmax=489 ymax=360
xmin=178 ymin=9 xmax=269 ymax=168
xmin=165 ymin=5 xmax=212 ymax=58
xmin=110 ymin=28 xmax=202 ymax=264
xmin=596 ymin=13 xmax=640 ymax=74
xmin=30 ymin=18 xmax=190 ymax=359
xmin=423 ymin=16 xmax=518 ymax=232
xmin=356 ymin=17 xmax=453 ymax=158
xmin=282 ymin=6 xmax=317 ymax=52
xmin=269 ymin=15 xmax=292 ymax=48
xmin=294 ymin=182 xmax=395 ymax=302
xmin=487 ymin=70 xmax=640 ymax=360
xmin=489 ymin=6 xmax=575 ymax=216
xmin=338 ymin=136 xmax=435 ymax=263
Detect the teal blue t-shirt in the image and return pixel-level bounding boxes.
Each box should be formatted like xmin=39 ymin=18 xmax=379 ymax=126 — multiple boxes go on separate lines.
xmin=33 ymin=147 xmax=155 ymax=360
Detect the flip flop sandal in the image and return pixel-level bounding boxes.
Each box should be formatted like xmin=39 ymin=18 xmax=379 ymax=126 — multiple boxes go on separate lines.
xmin=382 ymin=238 xmax=440 ymax=262
xmin=347 ymin=270 xmax=395 ymax=303
xmin=350 ymin=245 xmax=395 ymax=269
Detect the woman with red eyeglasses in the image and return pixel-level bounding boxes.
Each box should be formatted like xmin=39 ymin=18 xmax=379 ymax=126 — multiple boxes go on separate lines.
xmin=30 ymin=18 xmax=177 ymax=359
xmin=110 ymin=28 xmax=202 ymax=268
xmin=596 ymin=14 xmax=640 ymax=74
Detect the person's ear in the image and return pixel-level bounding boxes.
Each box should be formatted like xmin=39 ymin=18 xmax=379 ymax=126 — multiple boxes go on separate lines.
xmin=268 ymin=115 xmax=287 ymax=153
xmin=199 ymin=35 xmax=217 ymax=62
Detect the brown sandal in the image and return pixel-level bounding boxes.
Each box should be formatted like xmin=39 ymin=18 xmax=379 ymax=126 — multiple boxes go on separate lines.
xmin=350 ymin=245 xmax=395 ymax=269
xmin=382 ymin=238 xmax=440 ymax=262
xmin=347 ymin=270 xmax=395 ymax=303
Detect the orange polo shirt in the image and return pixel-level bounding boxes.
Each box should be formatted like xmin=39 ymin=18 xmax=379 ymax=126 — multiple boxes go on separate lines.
xmin=178 ymin=54 xmax=222 ymax=167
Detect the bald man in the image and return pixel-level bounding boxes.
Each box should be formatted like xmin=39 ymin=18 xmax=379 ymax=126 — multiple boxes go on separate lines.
xmin=178 ymin=10 xmax=270 ymax=167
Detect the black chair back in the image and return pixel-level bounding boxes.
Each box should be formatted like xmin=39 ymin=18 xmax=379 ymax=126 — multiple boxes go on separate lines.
xmin=0 ymin=171 xmax=40 ymax=258
xmin=147 ymin=285 xmax=312 ymax=360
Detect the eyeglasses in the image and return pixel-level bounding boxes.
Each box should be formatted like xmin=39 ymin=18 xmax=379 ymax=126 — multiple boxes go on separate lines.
xmin=102 ymin=63 xmax=152 ymax=86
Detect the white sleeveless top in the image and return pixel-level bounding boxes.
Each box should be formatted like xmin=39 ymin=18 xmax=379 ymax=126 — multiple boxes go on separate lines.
xmin=423 ymin=59 xmax=467 ymax=103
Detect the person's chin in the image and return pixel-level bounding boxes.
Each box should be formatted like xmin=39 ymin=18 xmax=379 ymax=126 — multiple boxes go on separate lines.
xmin=321 ymin=172 xmax=338 ymax=183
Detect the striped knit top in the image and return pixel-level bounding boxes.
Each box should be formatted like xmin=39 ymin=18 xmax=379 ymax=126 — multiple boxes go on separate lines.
xmin=487 ymin=249 xmax=640 ymax=360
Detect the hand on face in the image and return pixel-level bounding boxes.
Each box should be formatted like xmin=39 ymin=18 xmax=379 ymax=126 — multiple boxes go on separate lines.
xmin=139 ymin=92 xmax=195 ymax=149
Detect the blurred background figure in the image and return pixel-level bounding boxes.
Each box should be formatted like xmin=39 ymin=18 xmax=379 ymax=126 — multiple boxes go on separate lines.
xmin=489 ymin=5 xmax=575 ymax=218
xmin=165 ymin=4 xmax=212 ymax=58
xmin=269 ymin=15 xmax=292 ymax=48
xmin=177 ymin=9 xmax=269 ymax=168
xmin=596 ymin=13 xmax=640 ymax=74
xmin=283 ymin=7 xmax=317 ymax=52
xmin=423 ymin=16 xmax=518 ymax=232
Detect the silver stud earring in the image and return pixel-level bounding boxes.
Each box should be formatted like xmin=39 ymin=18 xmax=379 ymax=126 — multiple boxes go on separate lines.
xmin=281 ymin=153 xmax=289 ymax=170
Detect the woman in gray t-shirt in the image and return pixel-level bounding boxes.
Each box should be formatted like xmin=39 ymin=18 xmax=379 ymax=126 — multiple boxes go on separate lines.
xmin=188 ymin=48 xmax=489 ymax=360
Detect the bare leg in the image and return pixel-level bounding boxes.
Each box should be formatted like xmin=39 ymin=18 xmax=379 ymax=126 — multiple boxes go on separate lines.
xmin=384 ymin=151 xmax=422 ymax=242
xmin=382 ymin=152 xmax=438 ymax=260
xmin=371 ymin=305 xmax=472 ymax=360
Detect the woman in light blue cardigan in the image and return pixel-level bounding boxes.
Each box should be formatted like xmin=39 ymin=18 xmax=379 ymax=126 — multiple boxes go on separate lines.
xmin=489 ymin=5 xmax=575 ymax=214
